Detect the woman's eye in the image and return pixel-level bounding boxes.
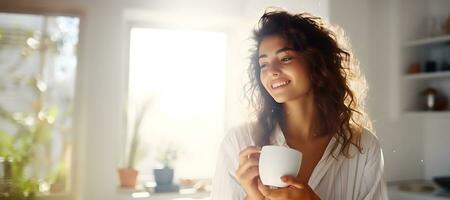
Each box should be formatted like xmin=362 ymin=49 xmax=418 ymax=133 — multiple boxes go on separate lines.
xmin=281 ymin=57 xmax=293 ymax=63
xmin=259 ymin=63 xmax=267 ymax=68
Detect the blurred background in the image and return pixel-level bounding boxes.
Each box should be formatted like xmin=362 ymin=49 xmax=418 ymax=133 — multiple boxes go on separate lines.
xmin=0 ymin=0 xmax=449 ymax=200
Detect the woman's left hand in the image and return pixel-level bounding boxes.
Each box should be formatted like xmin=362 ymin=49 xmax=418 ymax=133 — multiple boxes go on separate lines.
xmin=257 ymin=176 xmax=320 ymax=200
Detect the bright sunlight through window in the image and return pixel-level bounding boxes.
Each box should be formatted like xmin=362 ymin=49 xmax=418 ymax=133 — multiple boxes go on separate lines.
xmin=128 ymin=27 xmax=227 ymax=181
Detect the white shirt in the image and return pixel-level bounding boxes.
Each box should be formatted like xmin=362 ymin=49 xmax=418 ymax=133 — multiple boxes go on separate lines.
xmin=211 ymin=122 xmax=389 ymax=200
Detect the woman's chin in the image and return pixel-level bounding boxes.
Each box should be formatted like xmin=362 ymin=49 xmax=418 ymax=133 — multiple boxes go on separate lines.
xmin=272 ymin=94 xmax=307 ymax=103
xmin=273 ymin=96 xmax=289 ymax=103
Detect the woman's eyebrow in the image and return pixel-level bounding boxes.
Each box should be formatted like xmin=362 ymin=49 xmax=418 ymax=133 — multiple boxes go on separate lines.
xmin=258 ymin=54 xmax=267 ymax=59
xmin=258 ymin=47 xmax=295 ymax=60
xmin=275 ymin=47 xmax=295 ymax=54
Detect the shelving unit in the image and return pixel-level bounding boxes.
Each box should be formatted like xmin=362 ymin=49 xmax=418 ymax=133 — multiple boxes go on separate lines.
xmin=391 ymin=0 xmax=450 ymax=188
xmin=399 ymin=7 xmax=450 ymax=115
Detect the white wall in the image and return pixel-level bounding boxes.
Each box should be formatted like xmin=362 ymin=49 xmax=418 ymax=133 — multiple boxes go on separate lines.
xmin=329 ymin=0 xmax=426 ymax=182
xmin=425 ymin=118 xmax=450 ymax=179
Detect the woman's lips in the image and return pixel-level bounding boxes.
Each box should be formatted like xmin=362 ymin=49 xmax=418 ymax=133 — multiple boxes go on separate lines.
xmin=271 ymin=80 xmax=291 ymax=89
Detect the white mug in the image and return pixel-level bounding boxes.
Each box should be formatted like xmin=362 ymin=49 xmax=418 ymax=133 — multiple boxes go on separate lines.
xmin=259 ymin=145 xmax=302 ymax=187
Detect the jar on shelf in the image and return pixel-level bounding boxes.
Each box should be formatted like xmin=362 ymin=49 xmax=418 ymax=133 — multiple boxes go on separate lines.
xmin=421 ymin=87 xmax=448 ymax=111
xmin=445 ymin=16 xmax=450 ymax=35
xmin=424 ymin=61 xmax=437 ymax=73
xmin=408 ymin=63 xmax=421 ymax=74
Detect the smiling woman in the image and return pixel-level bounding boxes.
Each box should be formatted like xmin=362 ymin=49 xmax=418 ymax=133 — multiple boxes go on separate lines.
xmin=211 ymin=9 xmax=388 ymax=200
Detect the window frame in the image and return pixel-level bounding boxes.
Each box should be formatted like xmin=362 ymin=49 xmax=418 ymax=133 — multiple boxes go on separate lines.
xmin=122 ymin=10 xmax=251 ymax=184
xmin=0 ymin=1 xmax=85 ymax=200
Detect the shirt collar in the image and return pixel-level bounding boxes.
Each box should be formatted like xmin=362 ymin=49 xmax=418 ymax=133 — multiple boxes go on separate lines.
xmin=270 ymin=122 xmax=339 ymax=155
xmin=270 ymin=123 xmax=288 ymax=147
xmin=269 ymin=122 xmax=342 ymax=189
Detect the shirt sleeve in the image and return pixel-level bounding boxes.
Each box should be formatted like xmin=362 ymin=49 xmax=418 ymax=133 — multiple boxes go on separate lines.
xmin=210 ymin=132 xmax=247 ymax=200
xmin=358 ymin=136 xmax=389 ymax=200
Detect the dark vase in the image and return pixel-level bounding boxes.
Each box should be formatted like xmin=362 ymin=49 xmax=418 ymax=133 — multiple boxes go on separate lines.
xmin=153 ymin=166 xmax=174 ymax=186
xmin=425 ymin=61 xmax=437 ymax=72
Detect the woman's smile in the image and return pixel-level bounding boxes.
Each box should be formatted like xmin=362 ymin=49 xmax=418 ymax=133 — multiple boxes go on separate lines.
xmin=271 ymin=79 xmax=291 ymax=89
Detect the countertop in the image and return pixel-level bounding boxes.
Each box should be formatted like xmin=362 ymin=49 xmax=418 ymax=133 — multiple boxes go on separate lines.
xmin=388 ymin=180 xmax=450 ymax=200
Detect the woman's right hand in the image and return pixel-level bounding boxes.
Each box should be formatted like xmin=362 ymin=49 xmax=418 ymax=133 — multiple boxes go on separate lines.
xmin=236 ymin=146 xmax=264 ymax=200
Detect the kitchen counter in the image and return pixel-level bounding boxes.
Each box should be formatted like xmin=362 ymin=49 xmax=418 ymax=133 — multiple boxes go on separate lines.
xmin=388 ymin=180 xmax=450 ymax=200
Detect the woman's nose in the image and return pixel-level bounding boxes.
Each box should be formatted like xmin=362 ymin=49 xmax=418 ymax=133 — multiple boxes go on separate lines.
xmin=266 ymin=62 xmax=281 ymax=76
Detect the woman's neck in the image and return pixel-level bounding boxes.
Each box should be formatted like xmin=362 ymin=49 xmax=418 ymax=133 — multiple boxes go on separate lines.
xmin=281 ymin=92 xmax=317 ymax=142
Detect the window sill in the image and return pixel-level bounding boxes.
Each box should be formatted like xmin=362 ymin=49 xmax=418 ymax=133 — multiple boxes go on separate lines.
xmin=117 ymin=185 xmax=210 ymax=200
xmin=35 ymin=192 xmax=73 ymax=200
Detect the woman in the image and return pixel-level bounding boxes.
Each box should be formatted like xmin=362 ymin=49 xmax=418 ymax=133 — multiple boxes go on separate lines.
xmin=211 ymin=10 xmax=388 ymax=200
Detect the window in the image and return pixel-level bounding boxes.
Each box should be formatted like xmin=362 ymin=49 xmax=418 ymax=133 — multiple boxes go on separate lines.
xmin=0 ymin=12 xmax=79 ymax=198
xmin=127 ymin=27 xmax=227 ymax=182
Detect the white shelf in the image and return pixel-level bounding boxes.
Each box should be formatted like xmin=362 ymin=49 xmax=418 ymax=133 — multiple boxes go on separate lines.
xmin=404 ymin=35 xmax=450 ymax=47
xmin=403 ymin=111 xmax=450 ymax=117
xmin=403 ymin=71 xmax=450 ymax=80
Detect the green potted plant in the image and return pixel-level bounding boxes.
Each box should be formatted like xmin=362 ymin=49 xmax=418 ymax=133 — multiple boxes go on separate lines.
xmin=118 ymin=99 xmax=153 ymax=188
xmin=153 ymin=142 xmax=179 ymax=192
xmin=0 ymin=88 xmax=61 ymax=199
xmin=0 ymin=106 xmax=55 ymax=199
xmin=0 ymin=16 xmax=78 ymax=198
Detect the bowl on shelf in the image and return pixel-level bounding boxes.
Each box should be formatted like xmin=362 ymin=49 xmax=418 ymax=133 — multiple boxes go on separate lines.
xmin=434 ymin=176 xmax=450 ymax=191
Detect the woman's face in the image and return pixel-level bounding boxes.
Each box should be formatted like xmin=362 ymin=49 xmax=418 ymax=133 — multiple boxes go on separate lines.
xmin=258 ymin=35 xmax=312 ymax=103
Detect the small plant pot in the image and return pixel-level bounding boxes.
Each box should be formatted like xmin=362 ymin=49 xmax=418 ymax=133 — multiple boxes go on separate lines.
xmin=153 ymin=167 xmax=174 ymax=186
xmin=118 ymin=168 xmax=138 ymax=188
xmin=50 ymin=181 xmax=66 ymax=193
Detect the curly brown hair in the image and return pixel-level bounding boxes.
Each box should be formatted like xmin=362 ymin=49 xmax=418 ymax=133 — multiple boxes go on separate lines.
xmin=245 ymin=9 xmax=373 ymax=158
